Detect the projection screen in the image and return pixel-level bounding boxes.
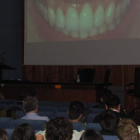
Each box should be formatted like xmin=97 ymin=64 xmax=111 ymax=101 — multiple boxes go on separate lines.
xmin=24 ymin=0 xmax=140 ymax=65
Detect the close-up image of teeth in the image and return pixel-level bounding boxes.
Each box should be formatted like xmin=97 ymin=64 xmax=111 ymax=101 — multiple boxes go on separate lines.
xmin=26 ymin=0 xmax=140 ymax=42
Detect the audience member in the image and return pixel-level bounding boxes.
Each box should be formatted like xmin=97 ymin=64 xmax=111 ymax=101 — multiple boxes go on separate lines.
xmin=67 ymin=101 xmax=83 ymax=122
xmin=80 ymin=129 xmax=103 ymax=140
xmin=93 ymin=89 xmax=112 ymax=108
xmin=46 ymin=117 xmax=72 ymax=140
xmin=67 ymin=101 xmax=92 ymax=123
xmin=0 ymin=128 xmax=8 ymax=140
xmin=36 ymin=117 xmax=84 ymax=140
xmin=93 ymin=94 xmax=127 ymax=123
xmin=21 ymin=96 xmax=49 ymax=121
xmin=116 ymin=119 xmax=139 ymax=140
xmin=100 ymin=110 xmax=120 ymax=135
xmin=12 ymin=123 xmax=36 ymax=140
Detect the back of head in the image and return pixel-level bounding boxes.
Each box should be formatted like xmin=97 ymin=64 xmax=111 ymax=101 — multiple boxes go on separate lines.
xmin=100 ymin=89 xmax=112 ymax=103
xmin=80 ymin=129 xmax=103 ymax=140
xmin=68 ymin=101 xmax=84 ymax=120
xmin=46 ymin=117 xmax=73 ymax=140
xmin=12 ymin=123 xmax=36 ymax=140
xmin=105 ymin=94 xmax=120 ymax=110
xmin=0 ymin=128 xmax=8 ymax=140
xmin=23 ymin=96 xmax=38 ymax=113
xmin=100 ymin=110 xmax=120 ymax=133
xmin=116 ymin=119 xmax=139 ymax=140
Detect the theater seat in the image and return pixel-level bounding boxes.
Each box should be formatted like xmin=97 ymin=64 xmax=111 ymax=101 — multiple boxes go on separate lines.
xmin=11 ymin=119 xmax=47 ymax=130
xmin=86 ymin=113 xmax=98 ymax=123
xmin=86 ymin=123 xmax=102 ymax=132
xmin=72 ymin=122 xmax=85 ymax=132
xmin=102 ymin=135 xmax=118 ymax=140
xmin=54 ymin=112 xmax=69 ymax=119
xmin=0 ymin=117 xmax=14 ymax=129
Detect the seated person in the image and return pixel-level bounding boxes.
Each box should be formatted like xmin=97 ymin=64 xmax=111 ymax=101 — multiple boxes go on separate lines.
xmin=93 ymin=94 xmax=127 ymax=123
xmin=12 ymin=123 xmax=36 ymax=140
xmin=100 ymin=110 xmax=120 ymax=135
xmin=0 ymin=128 xmax=8 ymax=140
xmin=21 ymin=96 xmax=49 ymax=121
xmin=116 ymin=119 xmax=139 ymax=140
xmin=36 ymin=117 xmax=84 ymax=140
xmin=67 ymin=101 xmax=83 ymax=123
xmin=93 ymin=89 xmax=112 ymax=108
xmin=80 ymin=129 xmax=103 ymax=140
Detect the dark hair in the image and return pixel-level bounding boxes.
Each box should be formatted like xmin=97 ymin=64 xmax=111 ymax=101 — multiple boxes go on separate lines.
xmin=80 ymin=129 xmax=103 ymax=140
xmin=12 ymin=123 xmax=36 ymax=140
xmin=68 ymin=101 xmax=83 ymax=120
xmin=0 ymin=128 xmax=8 ymax=140
xmin=105 ymin=94 xmax=120 ymax=109
xmin=46 ymin=117 xmax=73 ymax=140
xmin=100 ymin=110 xmax=120 ymax=134
xmin=23 ymin=96 xmax=38 ymax=113
xmin=19 ymin=89 xmax=36 ymax=101
xmin=100 ymin=89 xmax=112 ymax=103
xmin=116 ymin=119 xmax=139 ymax=140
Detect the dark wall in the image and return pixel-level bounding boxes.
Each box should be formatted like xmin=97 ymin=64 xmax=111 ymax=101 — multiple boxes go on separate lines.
xmin=0 ymin=0 xmax=22 ymax=80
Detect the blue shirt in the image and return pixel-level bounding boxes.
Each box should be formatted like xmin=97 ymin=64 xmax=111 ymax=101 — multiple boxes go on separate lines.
xmin=21 ymin=113 xmax=49 ymax=122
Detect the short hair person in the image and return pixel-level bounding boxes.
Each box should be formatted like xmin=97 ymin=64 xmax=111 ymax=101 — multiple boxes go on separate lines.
xmin=93 ymin=94 xmax=127 ymax=123
xmin=67 ymin=101 xmax=83 ymax=122
xmin=100 ymin=110 xmax=120 ymax=135
xmin=12 ymin=123 xmax=36 ymax=140
xmin=116 ymin=119 xmax=139 ymax=140
xmin=46 ymin=117 xmax=73 ymax=140
xmin=21 ymin=96 xmax=49 ymax=121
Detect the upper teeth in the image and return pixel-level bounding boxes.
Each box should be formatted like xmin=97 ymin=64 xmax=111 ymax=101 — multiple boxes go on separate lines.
xmin=35 ymin=0 xmax=131 ymax=39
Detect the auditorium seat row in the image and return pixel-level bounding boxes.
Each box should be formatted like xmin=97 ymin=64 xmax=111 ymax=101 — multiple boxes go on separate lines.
xmin=0 ymin=99 xmax=100 ymax=108
xmin=0 ymin=103 xmax=104 ymax=113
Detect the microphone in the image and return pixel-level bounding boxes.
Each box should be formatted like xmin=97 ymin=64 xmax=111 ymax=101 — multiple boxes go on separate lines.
xmin=0 ymin=52 xmax=6 ymax=57
xmin=46 ymin=71 xmax=60 ymax=82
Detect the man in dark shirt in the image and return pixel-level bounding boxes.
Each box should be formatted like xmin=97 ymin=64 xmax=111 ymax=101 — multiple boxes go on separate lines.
xmin=93 ymin=94 xmax=128 ymax=123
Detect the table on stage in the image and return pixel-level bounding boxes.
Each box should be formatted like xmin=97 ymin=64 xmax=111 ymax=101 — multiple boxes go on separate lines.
xmin=0 ymin=81 xmax=112 ymax=103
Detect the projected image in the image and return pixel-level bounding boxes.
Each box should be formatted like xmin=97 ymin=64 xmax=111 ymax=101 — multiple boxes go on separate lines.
xmin=26 ymin=0 xmax=140 ymax=42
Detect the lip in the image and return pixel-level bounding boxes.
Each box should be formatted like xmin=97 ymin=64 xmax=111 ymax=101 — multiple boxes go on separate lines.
xmin=26 ymin=0 xmax=140 ymax=42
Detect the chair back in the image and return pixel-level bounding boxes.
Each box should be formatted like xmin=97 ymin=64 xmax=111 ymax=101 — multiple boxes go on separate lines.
xmin=0 ymin=117 xmax=14 ymax=129
xmin=86 ymin=123 xmax=102 ymax=132
xmin=55 ymin=112 xmax=69 ymax=119
xmin=86 ymin=113 xmax=98 ymax=123
xmin=11 ymin=119 xmax=46 ymax=130
xmin=102 ymin=135 xmax=118 ymax=140
xmin=89 ymin=108 xmax=105 ymax=113
xmin=72 ymin=122 xmax=85 ymax=132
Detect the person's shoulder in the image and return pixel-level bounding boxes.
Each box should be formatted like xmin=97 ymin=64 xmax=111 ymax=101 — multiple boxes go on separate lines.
xmin=37 ymin=115 xmax=49 ymax=121
xmin=72 ymin=130 xmax=84 ymax=140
